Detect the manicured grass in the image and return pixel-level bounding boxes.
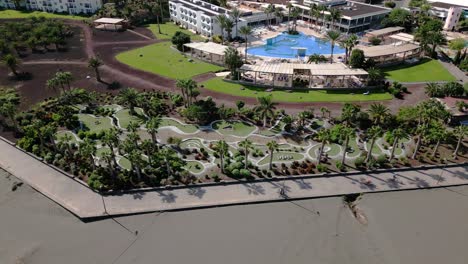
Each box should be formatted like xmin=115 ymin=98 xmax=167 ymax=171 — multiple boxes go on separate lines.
xmin=160 ymin=118 xmax=199 ymax=134
xmin=118 ymin=157 xmax=131 ymax=170
xmin=212 ymin=120 xmax=256 ymax=137
xmin=0 ymin=10 xmax=88 ymax=20
xmin=258 ymin=151 xmax=304 ymax=166
xmin=202 ymin=77 xmax=393 ymax=103
xmin=116 ymin=42 xmax=224 ymax=79
xmin=77 ymin=114 xmax=113 ymax=133
xmin=95 ymin=147 xmax=111 ymax=158
xmin=382 ymin=58 xmax=456 ymax=82
xmin=55 ymin=130 xmax=79 ymax=143
xmin=115 ymin=108 xmax=146 ymax=129
xmin=146 ymin=22 xmax=205 ymax=41
xmin=184 ymin=160 xmax=204 ymax=173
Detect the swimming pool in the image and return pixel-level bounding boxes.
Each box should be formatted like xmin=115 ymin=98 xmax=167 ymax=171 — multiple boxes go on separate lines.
xmin=247 ymin=32 xmax=346 ymax=59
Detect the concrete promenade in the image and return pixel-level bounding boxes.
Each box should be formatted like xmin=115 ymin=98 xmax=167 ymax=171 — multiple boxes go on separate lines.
xmin=1 ymin=138 xmax=467 ymax=219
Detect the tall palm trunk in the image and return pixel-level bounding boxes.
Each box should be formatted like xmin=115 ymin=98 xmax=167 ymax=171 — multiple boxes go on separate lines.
xmin=412 ymin=134 xmax=421 ymax=159
xmin=366 ymin=137 xmax=376 ymax=163
xmin=269 ymin=150 xmax=274 ymax=170
xmin=341 ymin=136 xmax=349 ymax=165
xmin=390 ymin=138 xmax=399 ymax=160
xmin=94 ymin=68 xmax=101 ymax=82
xmin=318 ymin=141 xmax=325 ymax=164
xmin=330 ymin=44 xmax=334 ymax=63
xmin=244 ymin=146 xmax=249 ymax=170
xmin=220 ymin=153 xmax=225 ymax=173
xmin=453 ymin=136 xmax=463 ymax=158
xmin=244 ymin=35 xmax=248 ymax=62
xmin=432 ymin=139 xmax=440 ymax=158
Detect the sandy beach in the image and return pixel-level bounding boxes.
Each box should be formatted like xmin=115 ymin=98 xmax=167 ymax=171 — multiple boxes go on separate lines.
xmin=1 ymin=168 xmax=468 ymax=264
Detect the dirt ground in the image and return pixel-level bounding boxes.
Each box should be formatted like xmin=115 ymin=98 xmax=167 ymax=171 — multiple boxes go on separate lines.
xmin=0 ymin=18 xmax=430 ymax=117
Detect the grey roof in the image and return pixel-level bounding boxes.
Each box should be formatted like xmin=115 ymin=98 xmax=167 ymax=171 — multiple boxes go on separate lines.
xmin=336 ymin=2 xmax=391 ymax=17
xmin=430 ymin=1 xmax=467 ymax=9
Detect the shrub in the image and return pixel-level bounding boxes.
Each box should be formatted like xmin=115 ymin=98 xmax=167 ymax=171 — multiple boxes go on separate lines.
xmin=317 ymin=164 xmax=327 ymax=172
xmin=171 ymin=31 xmax=191 ymax=51
xmin=376 ymin=154 xmax=387 ymax=166
xmin=239 ymin=169 xmax=251 ymax=178
xmin=108 ymin=81 xmax=121 ymax=90
xmin=369 ymin=36 xmax=382 ymax=46
xmin=349 ymin=49 xmax=365 ymax=68
xmin=335 ymin=161 xmax=345 ymax=171
xmin=355 ymin=156 xmax=365 ymax=168
xmin=385 ymin=1 xmax=396 ymax=8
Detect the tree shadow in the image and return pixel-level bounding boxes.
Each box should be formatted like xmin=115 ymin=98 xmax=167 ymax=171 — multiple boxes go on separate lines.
xmin=187 ymin=187 xmax=206 ymax=199
xmin=293 ymin=179 xmax=313 ymax=189
xmin=131 ymin=192 xmax=146 ymax=200
xmin=156 ymin=191 xmax=177 ymax=203
xmin=242 ymin=183 xmax=266 ymax=195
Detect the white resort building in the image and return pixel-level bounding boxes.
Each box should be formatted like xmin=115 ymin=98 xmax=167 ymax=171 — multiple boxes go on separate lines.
xmin=169 ymin=0 xmax=274 ymax=38
xmin=0 ymin=0 xmax=102 ymax=14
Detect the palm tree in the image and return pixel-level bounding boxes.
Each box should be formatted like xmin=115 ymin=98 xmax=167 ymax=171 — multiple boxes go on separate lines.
xmin=117 ymin=88 xmax=139 ymax=114
xmin=231 ymin=7 xmax=242 ymax=38
xmin=101 ymin=150 xmax=116 ymax=178
xmin=79 ymin=138 xmax=97 ymax=171
xmin=367 ymin=103 xmax=389 ymax=125
xmin=317 ymin=128 xmax=331 ymax=164
xmin=46 ymin=77 xmax=61 ymax=93
xmin=160 ymin=147 xmax=176 ymax=176
xmin=266 ymin=141 xmax=279 ymax=170
xmin=265 ymin=4 xmax=275 ymax=28
xmin=411 ymin=122 xmax=429 ymax=160
xmin=428 ymin=122 xmax=447 ymax=158
xmin=239 ymin=139 xmax=253 ymax=169
xmin=309 ymin=4 xmax=318 ymax=27
xmin=146 ymin=116 xmax=162 ymax=149
xmin=224 ymin=18 xmax=234 ymax=41
xmin=176 ymin=78 xmax=198 ymax=107
xmin=341 ymin=126 xmax=354 ymax=165
xmin=340 ymin=34 xmax=358 ymax=63
xmin=56 ymin=71 xmax=73 ymax=90
xmin=453 ymin=125 xmax=467 ymax=158
xmin=40 ymin=124 xmax=58 ymax=152
xmin=128 ymin=150 xmax=144 ymax=182
xmin=319 ymin=5 xmax=328 ymax=31
xmin=214 ymin=140 xmax=229 ymax=173
xmin=286 ymin=3 xmax=293 ymax=31
xmin=102 ymin=128 xmax=120 ymax=167
xmin=239 ymin=25 xmax=252 ymax=62
xmin=2 ymin=54 xmax=20 ymax=76
xmin=325 ymin=30 xmax=341 ymax=63
xmin=291 ymin=7 xmax=301 ymax=32
xmin=216 ymin=14 xmax=228 ymax=44
xmin=307 ymin=53 xmax=326 ymax=64
xmin=390 ymin=128 xmax=407 ymax=160
xmin=320 ymin=106 xmax=329 ymax=118
xmin=424 ymin=82 xmax=441 ymax=97
xmin=0 ymin=102 xmax=18 ymax=132
xmin=367 ymin=67 xmax=385 ymax=86
xmin=88 ymin=57 xmax=103 ymax=82
xmin=329 ymin=8 xmax=341 ymax=30
xmin=274 ymin=7 xmax=284 ymax=25
xmin=366 ymin=126 xmax=383 ymax=163
xmin=255 ymin=95 xmax=278 ymax=127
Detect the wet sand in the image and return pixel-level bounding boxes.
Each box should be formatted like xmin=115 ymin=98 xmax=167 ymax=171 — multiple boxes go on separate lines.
xmin=1 ymin=168 xmax=468 ymax=264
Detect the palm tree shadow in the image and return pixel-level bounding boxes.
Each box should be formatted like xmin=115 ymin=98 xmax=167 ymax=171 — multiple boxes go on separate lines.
xmin=187 ymin=187 xmax=206 ymax=199
xmin=242 ymin=183 xmax=266 ymax=195
xmin=293 ymin=179 xmax=313 ymax=189
xmin=156 ymin=191 xmax=177 ymax=203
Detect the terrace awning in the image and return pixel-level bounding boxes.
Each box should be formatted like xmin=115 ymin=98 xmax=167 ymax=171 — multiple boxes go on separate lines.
xmin=94 ymin=18 xmax=125 ymax=24
xmin=367 ymin=27 xmax=404 ymax=37
xmin=240 ymin=62 xmax=368 ymax=76
xmin=184 ymin=42 xmax=229 ymax=56
xmin=361 ymin=43 xmax=420 ymax=58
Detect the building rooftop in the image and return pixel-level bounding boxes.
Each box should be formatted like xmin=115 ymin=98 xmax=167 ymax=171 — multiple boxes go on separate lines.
xmin=184 ymin=42 xmax=229 ymax=56
xmin=360 ymin=43 xmax=420 ymax=57
xmin=367 ymin=27 xmax=404 ymax=37
xmin=430 ymin=1 xmax=468 ymax=9
xmin=93 ymin=18 xmax=124 ymax=24
xmin=240 ymin=62 xmax=368 ymax=76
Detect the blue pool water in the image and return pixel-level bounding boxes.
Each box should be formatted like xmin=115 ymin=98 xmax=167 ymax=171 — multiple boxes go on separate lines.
xmin=247 ymin=32 xmax=345 ymax=58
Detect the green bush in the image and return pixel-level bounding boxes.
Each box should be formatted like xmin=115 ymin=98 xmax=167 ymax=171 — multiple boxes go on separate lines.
xmin=376 ymin=154 xmax=387 ymax=166
xmin=369 ymin=36 xmax=382 ymax=46
xmin=354 ymin=156 xmax=365 ymax=168
xmin=171 ymin=31 xmax=191 ymax=51
xmin=335 ymin=161 xmax=345 ymax=171
xmin=239 ymin=169 xmax=251 ymax=178
xmin=349 ymin=49 xmax=365 ymax=68
xmin=317 ymin=164 xmax=327 ymax=172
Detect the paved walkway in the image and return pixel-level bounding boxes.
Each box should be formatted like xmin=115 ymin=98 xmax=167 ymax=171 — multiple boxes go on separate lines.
xmin=438 ymin=58 xmax=468 ymax=83
xmin=1 ymin=137 xmax=468 ymax=219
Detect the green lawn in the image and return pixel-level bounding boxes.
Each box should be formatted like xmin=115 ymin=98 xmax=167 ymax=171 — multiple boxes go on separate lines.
xmin=160 ymin=118 xmax=199 ymax=133
xmin=258 ymin=152 xmax=304 ymax=166
xmin=77 ymin=114 xmax=114 ymax=133
xmin=114 ymin=108 xmax=146 ymax=129
xmin=145 ymin=22 xmax=205 ymax=41
xmin=202 ymin=77 xmax=393 ymax=103
xmin=184 ymin=160 xmax=204 ymax=173
xmin=212 ymin=120 xmax=256 ymax=137
xmin=0 ymin=10 xmax=88 ymax=20
xmin=382 ymin=58 xmax=456 ymax=82
xmin=116 ymin=42 xmax=224 ymax=79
